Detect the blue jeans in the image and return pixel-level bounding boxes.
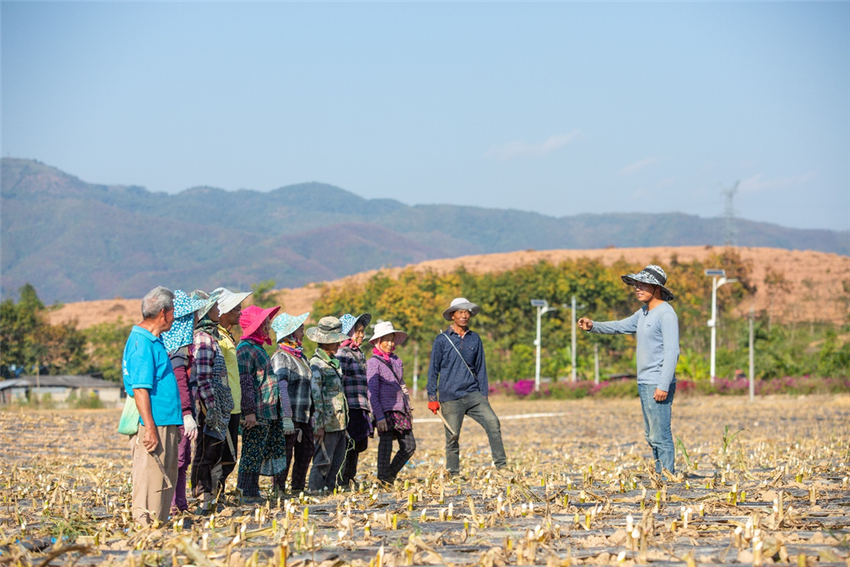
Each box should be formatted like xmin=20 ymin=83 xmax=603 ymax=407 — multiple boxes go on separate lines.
xmin=440 ymin=391 xmax=507 ymax=475
xmin=638 ymin=383 xmax=676 ymax=474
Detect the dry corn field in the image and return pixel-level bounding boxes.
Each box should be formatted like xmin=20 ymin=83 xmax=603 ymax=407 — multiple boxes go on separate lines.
xmin=1 ymin=395 xmax=849 ymax=567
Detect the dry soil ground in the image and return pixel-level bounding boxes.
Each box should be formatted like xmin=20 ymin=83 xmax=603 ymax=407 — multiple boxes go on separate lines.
xmin=1 ymin=395 xmax=849 ymax=566
xmin=48 ymin=246 xmax=850 ymax=330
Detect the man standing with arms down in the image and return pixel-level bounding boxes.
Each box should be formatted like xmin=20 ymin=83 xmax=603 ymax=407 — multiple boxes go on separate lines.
xmin=578 ymin=265 xmax=680 ymax=475
xmin=427 ymin=298 xmax=507 ymax=478
xmin=123 ymin=286 xmax=183 ymax=526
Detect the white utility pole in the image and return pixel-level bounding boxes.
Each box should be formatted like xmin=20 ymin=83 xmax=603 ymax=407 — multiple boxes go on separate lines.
xmin=748 ymin=308 xmax=755 ymax=402
xmin=413 ymin=342 xmax=419 ymax=400
xmin=594 ymin=343 xmax=600 ymax=385
xmin=566 ymin=295 xmax=585 ymax=383
xmin=705 ymin=269 xmax=738 ymax=384
xmin=531 ymin=299 xmax=557 ymax=392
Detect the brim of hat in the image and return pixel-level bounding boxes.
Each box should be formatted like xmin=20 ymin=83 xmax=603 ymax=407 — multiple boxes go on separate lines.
xmin=273 ymin=312 xmax=310 ymax=342
xmin=175 ymin=297 xmax=207 ymax=318
xmin=196 ymin=302 xmax=216 ymax=321
xmin=621 ymin=274 xmax=675 ymax=301
xmin=305 ymin=327 xmax=349 ymax=344
xmin=442 ymin=302 xmax=481 ymax=321
xmin=369 ymin=330 xmax=408 ymax=346
xmin=218 ymin=291 xmax=252 ymax=315
xmin=242 ymin=306 xmax=281 ymax=337
xmin=354 ymin=313 xmax=372 ymax=333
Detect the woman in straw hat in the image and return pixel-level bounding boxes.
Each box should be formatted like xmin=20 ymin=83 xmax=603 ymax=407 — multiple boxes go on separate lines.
xmin=337 ymin=312 xmax=373 ymax=488
xmin=270 ymin=312 xmax=316 ymax=494
xmin=235 ymin=304 xmax=290 ymax=501
xmin=306 ymin=317 xmax=350 ymax=492
xmin=159 ymin=290 xmax=206 ymax=514
xmin=578 ymin=264 xmax=680 ymax=475
xmin=367 ymin=321 xmax=416 ymax=486
xmin=190 ymin=289 xmax=235 ymax=513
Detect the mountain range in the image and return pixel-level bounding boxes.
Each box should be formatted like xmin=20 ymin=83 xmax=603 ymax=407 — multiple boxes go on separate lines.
xmin=2 ymin=157 xmax=848 ymax=303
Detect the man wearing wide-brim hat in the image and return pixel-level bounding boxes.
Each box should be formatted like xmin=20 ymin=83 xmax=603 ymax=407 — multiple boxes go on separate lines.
xmin=578 ymin=264 xmax=680 ymax=475
xmin=427 ymin=298 xmax=508 ymax=478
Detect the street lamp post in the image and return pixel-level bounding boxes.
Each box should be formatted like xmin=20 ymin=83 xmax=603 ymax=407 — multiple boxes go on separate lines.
xmin=564 ymin=296 xmax=585 ymax=383
xmin=531 ymin=299 xmax=557 ymax=392
xmin=705 ymin=269 xmax=738 ymax=384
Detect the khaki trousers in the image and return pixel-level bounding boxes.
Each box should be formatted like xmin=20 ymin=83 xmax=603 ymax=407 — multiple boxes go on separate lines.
xmin=130 ymin=424 xmax=180 ymax=526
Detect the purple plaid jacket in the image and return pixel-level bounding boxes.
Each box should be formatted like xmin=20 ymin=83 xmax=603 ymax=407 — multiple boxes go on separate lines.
xmin=366 ymin=354 xmax=410 ymax=423
xmin=337 ymin=344 xmax=372 ymax=413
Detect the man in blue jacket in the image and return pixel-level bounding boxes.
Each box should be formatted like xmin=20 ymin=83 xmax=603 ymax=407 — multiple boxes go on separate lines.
xmin=427 ymin=298 xmax=507 ymax=478
xmin=578 ymin=265 xmax=680 ymax=475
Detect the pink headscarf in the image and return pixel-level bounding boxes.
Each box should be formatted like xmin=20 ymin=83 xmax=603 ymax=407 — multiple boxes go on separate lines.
xmin=239 ymin=305 xmax=280 ymax=345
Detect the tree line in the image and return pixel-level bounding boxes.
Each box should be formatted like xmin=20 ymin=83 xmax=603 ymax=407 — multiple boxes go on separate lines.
xmin=2 ymin=249 xmax=848 ymax=384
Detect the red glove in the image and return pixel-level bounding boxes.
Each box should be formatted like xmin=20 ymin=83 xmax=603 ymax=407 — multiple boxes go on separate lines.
xmin=428 ymin=401 xmax=440 ymax=414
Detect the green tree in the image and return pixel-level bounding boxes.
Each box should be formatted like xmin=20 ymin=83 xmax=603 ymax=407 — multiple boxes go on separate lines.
xmin=0 ymin=284 xmax=88 ymax=377
xmin=86 ymin=318 xmax=134 ymax=382
xmin=251 ymin=280 xmax=279 ymax=308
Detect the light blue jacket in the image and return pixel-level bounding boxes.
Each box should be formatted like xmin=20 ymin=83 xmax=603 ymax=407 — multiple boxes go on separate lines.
xmin=590 ymin=302 xmax=679 ymax=392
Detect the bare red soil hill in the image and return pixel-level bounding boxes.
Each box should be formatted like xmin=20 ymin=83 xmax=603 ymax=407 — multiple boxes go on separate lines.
xmin=49 ymin=246 xmax=850 ymax=329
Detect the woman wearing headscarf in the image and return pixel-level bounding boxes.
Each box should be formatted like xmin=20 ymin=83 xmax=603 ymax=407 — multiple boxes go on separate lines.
xmin=159 ymin=290 xmax=206 ymax=514
xmin=191 ymin=289 xmax=235 ymax=513
xmin=367 ymin=321 xmax=415 ymax=486
xmin=236 ymin=304 xmax=292 ymax=501
xmin=270 ymin=312 xmax=316 ymax=494
xmin=337 ymin=312 xmax=373 ymax=488
xmin=306 ymin=317 xmax=350 ymax=492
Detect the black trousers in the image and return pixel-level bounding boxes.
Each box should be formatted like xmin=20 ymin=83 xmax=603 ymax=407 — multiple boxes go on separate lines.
xmin=377 ymin=429 xmax=415 ymax=483
xmin=339 ymin=408 xmax=371 ymax=487
xmin=276 ymin=420 xmax=314 ymax=492
xmin=218 ymin=413 xmax=241 ymax=492
xmin=192 ymin=410 xmax=224 ymax=496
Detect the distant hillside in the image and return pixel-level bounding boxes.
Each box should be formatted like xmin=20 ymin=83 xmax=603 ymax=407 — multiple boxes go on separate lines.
xmin=49 ymin=246 xmax=850 ymax=329
xmin=3 ymin=158 xmax=848 ymax=303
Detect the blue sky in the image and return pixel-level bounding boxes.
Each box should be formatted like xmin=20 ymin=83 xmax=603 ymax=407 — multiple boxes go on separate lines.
xmin=2 ymin=2 xmax=849 ymax=231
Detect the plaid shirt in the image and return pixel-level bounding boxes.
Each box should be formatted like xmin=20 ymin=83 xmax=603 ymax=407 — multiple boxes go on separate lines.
xmin=271 ymin=348 xmax=314 ymax=424
xmin=191 ymin=330 xmax=228 ymax=414
xmin=337 ymin=344 xmax=372 ymax=412
xmin=237 ymin=339 xmax=280 ymax=420
xmin=367 ymin=354 xmax=410 ymax=423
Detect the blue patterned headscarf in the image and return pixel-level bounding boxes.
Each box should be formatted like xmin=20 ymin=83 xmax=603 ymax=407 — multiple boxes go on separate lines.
xmin=161 ymin=290 xmax=205 ymax=354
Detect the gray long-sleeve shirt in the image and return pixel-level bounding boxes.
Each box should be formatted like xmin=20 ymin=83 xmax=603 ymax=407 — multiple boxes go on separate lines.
xmin=590 ymin=302 xmax=679 ymax=392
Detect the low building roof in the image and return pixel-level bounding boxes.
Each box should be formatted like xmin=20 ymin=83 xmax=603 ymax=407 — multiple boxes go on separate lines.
xmin=6 ymin=375 xmax=121 ymax=389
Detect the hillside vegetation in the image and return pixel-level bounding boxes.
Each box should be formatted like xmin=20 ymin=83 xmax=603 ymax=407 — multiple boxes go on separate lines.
xmin=3 ymin=157 xmax=848 ymax=303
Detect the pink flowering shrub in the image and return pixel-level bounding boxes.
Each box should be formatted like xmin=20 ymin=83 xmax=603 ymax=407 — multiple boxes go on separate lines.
xmin=489 ymin=375 xmax=850 ymax=399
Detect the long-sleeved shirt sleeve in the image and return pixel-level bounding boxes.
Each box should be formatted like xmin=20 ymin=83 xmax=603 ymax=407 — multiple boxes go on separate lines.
xmin=474 ymin=341 xmax=488 ymax=396
xmin=192 ymin=333 xmax=218 ymax=413
xmin=311 ymin=364 xmax=330 ymax=429
xmin=366 ymin=358 xmax=384 ymax=422
xmin=589 ymin=310 xmax=641 ymax=335
xmin=278 ymin=373 xmax=293 ymax=419
xmin=426 ymin=339 xmax=443 ymax=402
xmin=169 ymin=348 xmax=192 ymax=416
xmin=238 ymin=344 xmax=259 ymax=416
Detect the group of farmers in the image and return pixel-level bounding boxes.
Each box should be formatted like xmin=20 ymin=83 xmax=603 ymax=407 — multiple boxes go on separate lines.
xmin=122 ymin=263 xmax=679 ymax=529
xmin=121 ymin=287 xmax=510 ymax=526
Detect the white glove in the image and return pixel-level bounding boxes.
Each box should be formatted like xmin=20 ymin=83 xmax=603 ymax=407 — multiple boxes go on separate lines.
xmin=281 ymin=417 xmax=295 ymax=436
xmin=183 ymin=414 xmax=198 ymax=441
